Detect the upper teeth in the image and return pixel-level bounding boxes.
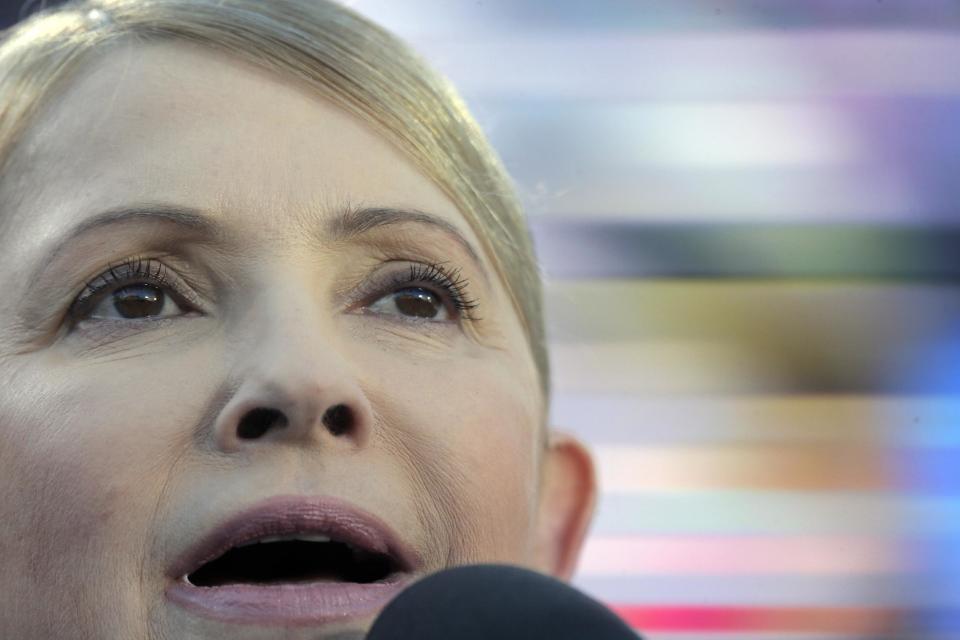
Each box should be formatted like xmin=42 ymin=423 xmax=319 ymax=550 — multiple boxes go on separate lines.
xmin=237 ymin=534 xmax=332 ymax=548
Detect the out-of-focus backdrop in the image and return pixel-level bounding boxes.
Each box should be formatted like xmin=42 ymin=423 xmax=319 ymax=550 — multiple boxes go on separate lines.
xmin=4 ymin=1 xmax=958 ymax=638
xmin=348 ymin=2 xmax=958 ymax=639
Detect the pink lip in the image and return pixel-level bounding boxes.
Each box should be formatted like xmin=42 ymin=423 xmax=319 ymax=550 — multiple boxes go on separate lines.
xmin=165 ymin=495 xmax=420 ymax=627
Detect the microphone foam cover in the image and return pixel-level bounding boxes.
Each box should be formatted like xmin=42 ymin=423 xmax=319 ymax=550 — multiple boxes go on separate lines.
xmin=367 ymin=564 xmax=640 ymax=639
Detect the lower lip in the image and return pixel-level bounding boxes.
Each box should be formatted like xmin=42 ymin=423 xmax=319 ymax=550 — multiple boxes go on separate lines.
xmin=166 ymin=576 xmax=411 ymax=626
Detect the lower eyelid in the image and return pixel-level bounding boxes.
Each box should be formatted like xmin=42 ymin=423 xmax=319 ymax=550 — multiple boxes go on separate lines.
xmin=354 ymin=311 xmax=461 ymax=335
xmin=69 ymin=314 xmax=186 ymax=343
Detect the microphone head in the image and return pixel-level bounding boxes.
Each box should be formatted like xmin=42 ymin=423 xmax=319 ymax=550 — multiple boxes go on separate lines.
xmin=367 ymin=564 xmax=640 ymax=639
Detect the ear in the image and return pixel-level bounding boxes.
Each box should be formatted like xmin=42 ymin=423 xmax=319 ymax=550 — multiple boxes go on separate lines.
xmin=532 ymin=430 xmax=597 ymax=580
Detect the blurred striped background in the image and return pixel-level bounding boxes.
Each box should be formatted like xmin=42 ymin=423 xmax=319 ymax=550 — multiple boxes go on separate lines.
xmin=4 ymin=1 xmax=958 ymax=638
xmin=350 ymin=2 xmax=960 ymax=639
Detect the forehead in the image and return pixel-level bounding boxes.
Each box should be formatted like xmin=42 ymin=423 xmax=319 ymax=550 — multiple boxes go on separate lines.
xmin=5 ymin=40 xmax=474 ymax=243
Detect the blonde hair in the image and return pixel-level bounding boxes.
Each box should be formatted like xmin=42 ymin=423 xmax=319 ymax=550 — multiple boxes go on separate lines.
xmin=0 ymin=0 xmax=549 ymax=396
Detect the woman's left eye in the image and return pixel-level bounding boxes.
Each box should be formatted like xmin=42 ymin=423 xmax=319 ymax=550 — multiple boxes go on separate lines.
xmin=367 ymin=287 xmax=449 ymax=321
xmin=84 ymin=283 xmax=187 ymax=320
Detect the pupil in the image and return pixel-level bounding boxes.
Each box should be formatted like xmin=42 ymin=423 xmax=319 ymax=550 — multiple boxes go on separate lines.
xmin=113 ymin=284 xmax=165 ymax=318
xmin=395 ymin=288 xmax=439 ymax=318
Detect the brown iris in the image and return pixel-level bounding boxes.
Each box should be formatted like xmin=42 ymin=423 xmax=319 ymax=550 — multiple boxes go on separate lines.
xmin=394 ymin=288 xmax=441 ymax=318
xmin=112 ymin=284 xmax=165 ymax=319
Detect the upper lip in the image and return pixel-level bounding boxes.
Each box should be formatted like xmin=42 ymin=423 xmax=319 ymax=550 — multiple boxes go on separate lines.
xmin=169 ymin=495 xmax=421 ymax=583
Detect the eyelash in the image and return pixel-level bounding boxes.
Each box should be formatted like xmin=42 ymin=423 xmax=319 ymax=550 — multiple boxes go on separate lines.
xmin=374 ymin=262 xmax=480 ymax=322
xmin=68 ymin=256 xmax=187 ymax=323
xmin=67 ymin=257 xmax=480 ymax=325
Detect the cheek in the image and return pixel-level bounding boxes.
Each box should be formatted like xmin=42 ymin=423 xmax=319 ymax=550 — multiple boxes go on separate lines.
xmin=359 ymin=338 xmax=542 ymax=565
xmin=0 ymin=352 xmax=215 ymax=632
xmin=453 ymin=383 xmax=540 ymax=562
xmin=0 ymin=367 xmax=115 ymax=579
xmin=0 ymin=364 xmax=134 ymax=634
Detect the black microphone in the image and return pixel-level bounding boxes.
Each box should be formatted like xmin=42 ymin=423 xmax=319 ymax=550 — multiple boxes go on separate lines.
xmin=367 ymin=564 xmax=641 ymax=639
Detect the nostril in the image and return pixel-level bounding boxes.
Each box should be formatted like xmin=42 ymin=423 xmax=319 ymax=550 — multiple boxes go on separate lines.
xmin=237 ymin=407 xmax=288 ymax=440
xmin=322 ymin=403 xmax=354 ymax=437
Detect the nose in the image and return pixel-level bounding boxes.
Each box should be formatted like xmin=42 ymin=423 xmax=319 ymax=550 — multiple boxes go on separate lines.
xmin=211 ymin=299 xmax=374 ymax=453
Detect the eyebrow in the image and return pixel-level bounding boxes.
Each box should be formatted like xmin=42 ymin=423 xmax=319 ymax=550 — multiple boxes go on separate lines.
xmin=325 ymin=205 xmax=486 ymax=274
xmin=37 ymin=202 xmax=487 ymax=276
xmin=40 ymin=204 xmax=220 ymax=265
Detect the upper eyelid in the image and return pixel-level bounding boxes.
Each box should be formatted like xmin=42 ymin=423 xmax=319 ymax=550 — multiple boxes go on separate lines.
xmin=365 ymin=262 xmax=458 ymax=293
xmin=76 ymin=259 xmax=160 ymax=294
xmin=351 ymin=261 xmax=480 ymax=321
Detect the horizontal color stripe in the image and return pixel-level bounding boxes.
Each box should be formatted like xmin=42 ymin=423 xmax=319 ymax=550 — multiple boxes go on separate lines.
xmin=573 ymin=574 xmax=919 ymax=607
xmin=591 ymin=491 xmax=960 ymax=536
xmin=637 ymin=634 xmax=886 ymax=640
xmin=552 ymin=393 xmax=960 ymax=448
xmin=577 ymin=536 xmax=904 ymax=576
xmin=552 ymin=393 xmax=889 ymax=445
xmin=418 ymin=31 xmax=960 ymax=100
xmin=610 ymin=605 xmax=902 ymax=633
xmin=550 ymin=339 xmax=794 ymax=395
xmin=544 ymin=280 xmax=960 ymax=394
xmin=533 ymin=222 xmax=960 ymax=279
xmin=594 ymin=444 xmax=890 ymax=492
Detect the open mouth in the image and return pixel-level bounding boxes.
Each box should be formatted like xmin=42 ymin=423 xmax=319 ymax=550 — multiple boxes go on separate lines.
xmin=166 ymin=496 xmax=419 ymax=626
xmin=187 ymin=536 xmax=400 ymax=587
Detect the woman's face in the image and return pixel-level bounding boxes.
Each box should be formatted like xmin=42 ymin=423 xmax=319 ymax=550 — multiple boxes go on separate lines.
xmin=0 ymin=42 xmax=589 ymax=639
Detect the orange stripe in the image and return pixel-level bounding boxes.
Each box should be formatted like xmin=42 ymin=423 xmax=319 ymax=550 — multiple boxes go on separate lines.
xmin=595 ymin=444 xmax=891 ymax=492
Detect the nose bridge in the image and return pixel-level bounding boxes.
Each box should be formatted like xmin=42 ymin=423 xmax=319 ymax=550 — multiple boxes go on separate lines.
xmin=211 ymin=271 xmax=373 ymax=452
xmin=251 ymin=281 xmax=334 ymax=380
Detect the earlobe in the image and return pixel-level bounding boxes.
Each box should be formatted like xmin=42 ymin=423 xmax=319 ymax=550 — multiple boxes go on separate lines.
xmin=533 ymin=430 xmax=597 ymax=580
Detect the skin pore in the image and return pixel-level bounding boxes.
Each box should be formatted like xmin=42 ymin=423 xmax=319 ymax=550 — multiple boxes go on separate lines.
xmin=0 ymin=42 xmax=594 ymax=639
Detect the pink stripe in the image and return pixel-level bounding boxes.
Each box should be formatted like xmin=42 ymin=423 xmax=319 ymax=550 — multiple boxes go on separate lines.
xmin=578 ymin=536 xmax=903 ymax=576
xmin=609 ymin=605 xmax=902 ymax=633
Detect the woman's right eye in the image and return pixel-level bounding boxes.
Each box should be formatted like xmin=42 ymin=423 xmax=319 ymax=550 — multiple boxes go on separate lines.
xmin=69 ymin=258 xmax=196 ymax=324
xmin=85 ymin=283 xmax=187 ymax=320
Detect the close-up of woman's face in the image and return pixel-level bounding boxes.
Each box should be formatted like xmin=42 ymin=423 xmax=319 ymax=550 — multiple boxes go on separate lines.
xmin=0 ymin=40 xmax=591 ymax=639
